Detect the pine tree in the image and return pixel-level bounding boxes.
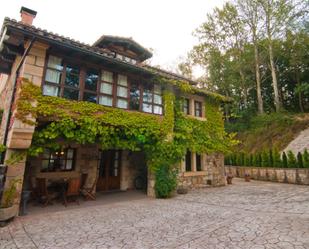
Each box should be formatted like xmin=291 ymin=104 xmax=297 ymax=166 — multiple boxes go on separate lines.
xmin=282 ymin=152 xmax=288 ymax=168
xmin=287 ymin=151 xmax=297 ymax=168
xmin=302 ymin=149 xmax=309 ymax=168
xmin=297 ymin=152 xmax=303 ymax=168
xmin=272 ymin=148 xmax=282 ymax=167
xmin=261 ymin=150 xmax=269 ymax=167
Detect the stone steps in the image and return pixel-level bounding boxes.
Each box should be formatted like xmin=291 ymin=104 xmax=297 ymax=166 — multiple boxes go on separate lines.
xmin=284 ymin=126 xmax=309 ymax=154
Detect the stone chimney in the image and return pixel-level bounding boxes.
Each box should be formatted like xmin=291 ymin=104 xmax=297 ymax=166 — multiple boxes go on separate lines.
xmin=20 ymin=7 xmax=37 ymax=25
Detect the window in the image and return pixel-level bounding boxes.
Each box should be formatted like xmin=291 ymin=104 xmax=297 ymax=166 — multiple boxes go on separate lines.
xmin=116 ymin=74 xmax=128 ymax=109
xmin=42 ymin=56 xmax=164 ymax=115
xmin=43 ymin=55 xmax=63 ymax=97
xmin=99 ymin=70 xmax=114 ymax=107
xmin=183 ymin=98 xmax=190 ymax=115
xmin=84 ymin=69 xmax=99 ymax=103
xmin=43 ymin=55 xmax=80 ymax=100
xmin=142 ymin=84 xmax=163 ymax=114
xmin=185 ymin=151 xmax=191 ymax=172
xmin=196 ymin=154 xmax=202 ymax=171
xmin=194 ymin=101 xmax=202 ymax=117
xmin=41 ymin=148 xmax=76 ymax=172
xmin=129 ymin=83 xmax=140 ymax=110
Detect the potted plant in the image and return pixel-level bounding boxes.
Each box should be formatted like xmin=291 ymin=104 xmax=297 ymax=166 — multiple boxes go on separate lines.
xmin=0 ymin=179 xmax=20 ymax=225
xmin=226 ymin=173 xmax=233 ymax=184
xmin=177 ymin=185 xmax=188 ymax=194
xmin=244 ymin=173 xmax=251 ymax=182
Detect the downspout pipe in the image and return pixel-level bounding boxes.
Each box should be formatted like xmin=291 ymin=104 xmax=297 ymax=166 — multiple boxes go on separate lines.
xmin=0 ymin=36 xmax=36 ymax=164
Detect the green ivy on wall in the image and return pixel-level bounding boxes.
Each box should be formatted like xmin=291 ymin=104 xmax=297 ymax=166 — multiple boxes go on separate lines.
xmin=15 ymin=78 xmax=236 ymax=197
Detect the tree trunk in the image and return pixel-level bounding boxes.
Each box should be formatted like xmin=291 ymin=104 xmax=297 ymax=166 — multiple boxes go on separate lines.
xmin=268 ymin=42 xmax=281 ymax=112
xmin=239 ymin=69 xmax=248 ymax=108
xmin=254 ymin=42 xmax=264 ymax=114
xmin=296 ymin=70 xmax=304 ymax=112
xmin=265 ymin=0 xmax=281 ymax=112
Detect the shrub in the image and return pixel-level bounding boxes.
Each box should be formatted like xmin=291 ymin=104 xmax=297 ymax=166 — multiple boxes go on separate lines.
xmin=256 ymin=153 xmax=262 ymax=167
xmin=155 ymin=165 xmax=178 ymax=198
xmin=249 ymin=154 xmax=254 ymax=166
xmin=287 ymin=151 xmax=297 ymax=168
xmin=282 ymin=152 xmax=288 ymax=168
xmin=244 ymin=154 xmax=251 ymax=166
xmin=268 ymin=149 xmax=273 ymax=167
xmin=272 ymin=148 xmax=282 ymax=167
xmin=303 ymin=149 xmax=309 ymax=168
xmin=261 ymin=150 xmax=269 ymax=167
xmin=236 ymin=153 xmax=243 ymax=166
xmin=297 ymin=152 xmax=303 ymax=168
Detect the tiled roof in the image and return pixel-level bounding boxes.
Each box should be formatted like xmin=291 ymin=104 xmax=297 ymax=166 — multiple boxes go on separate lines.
xmin=0 ymin=17 xmax=231 ymax=102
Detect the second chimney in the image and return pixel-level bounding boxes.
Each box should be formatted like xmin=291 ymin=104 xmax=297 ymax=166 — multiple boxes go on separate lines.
xmin=20 ymin=7 xmax=37 ymax=25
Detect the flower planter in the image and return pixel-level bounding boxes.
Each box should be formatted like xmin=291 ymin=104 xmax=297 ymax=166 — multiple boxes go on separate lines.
xmin=177 ymin=187 xmax=188 ymax=194
xmin=226 ymin=176 xmax=233 ymax=184
xmin=244 ymin=175 xmax=251 ymax=182
xmin=0 ymin=205 xmax=18 ymax=225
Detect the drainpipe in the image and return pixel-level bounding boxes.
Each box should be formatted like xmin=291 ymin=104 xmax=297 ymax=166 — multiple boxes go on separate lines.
xmin=0 ymin=37 xmax=36 ymax=164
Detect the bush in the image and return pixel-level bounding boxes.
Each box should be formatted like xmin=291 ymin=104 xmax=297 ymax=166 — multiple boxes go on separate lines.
xmin=272 ymin=148 xmax=282 ymax=167
xmin=303 ymin=149 xmax=309 ymax=168
xmin=154 ymin=165 xmax=178 ymax=198
xmin=287 ymin=151 xmax=297 ymax=168
xmin=244 ymin=154 xmax=251 ymax=166
xmin=236 ymin=153 xmax=244 ymax=166
xmin=268 ymin=149 xmax=273 ymax=167
xmin=297 ymin=152 xmax=303 ymax=168
xmin=282 ymin=152 xmax=288 ymax=168
xmin=261 ymin=150 xmax=269 ymax=167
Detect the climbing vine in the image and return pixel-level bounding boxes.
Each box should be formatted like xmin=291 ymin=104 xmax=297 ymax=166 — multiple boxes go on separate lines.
xmin=15 ymin=78 xmax=236 ymax=197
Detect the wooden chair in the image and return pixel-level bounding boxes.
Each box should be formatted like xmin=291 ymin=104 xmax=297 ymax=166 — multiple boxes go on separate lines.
xmin=36 ymin=178 xmax=53 ymax=207
xmin=63 ymin=177 xmax=81 ymax=207
xmin=80 ymin=174 xmax=98 ymax=201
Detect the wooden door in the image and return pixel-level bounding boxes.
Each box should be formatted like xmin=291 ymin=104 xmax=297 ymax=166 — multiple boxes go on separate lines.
xmin=96 ymin=150 xmax=121 ymax=191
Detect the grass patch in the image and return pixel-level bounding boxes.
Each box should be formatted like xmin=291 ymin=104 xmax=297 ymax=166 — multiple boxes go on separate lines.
xmin=228 ymin=112 xmax=309 ymax=153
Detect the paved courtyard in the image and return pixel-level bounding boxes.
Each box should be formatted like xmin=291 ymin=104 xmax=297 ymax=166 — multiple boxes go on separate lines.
xmin=1 ymin=179 xmax=309 ymax=249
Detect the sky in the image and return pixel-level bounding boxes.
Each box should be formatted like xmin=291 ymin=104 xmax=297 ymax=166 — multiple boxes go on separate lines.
xmin=0 ymin=0 xmax=225 ymax=76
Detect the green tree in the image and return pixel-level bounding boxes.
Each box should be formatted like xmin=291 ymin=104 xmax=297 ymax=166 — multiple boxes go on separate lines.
xmin=297 ymin=152 xmax=303 ymax=168
xmin=261 ymin=150 xmax=269 ymax=167
xmin=282 ymin=151 xmax=288 ymax=168
xmin=272 ymin=148 xmax=282 ymax=167
xmin=303 ymin=149 xmax=309 ymax=168
xmin=287 ymin=150 xmax=297 ymax=168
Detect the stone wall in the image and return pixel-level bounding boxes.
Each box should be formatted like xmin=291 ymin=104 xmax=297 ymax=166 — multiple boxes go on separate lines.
xmin=225 ymin=165 xmax=309 ymax=185
xmin=178 ymin=153 xmax=226 ymax=189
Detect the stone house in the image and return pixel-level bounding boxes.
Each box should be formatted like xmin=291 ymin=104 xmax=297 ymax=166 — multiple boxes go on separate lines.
xmin=0 ymin=7 xmax=227 ymax=213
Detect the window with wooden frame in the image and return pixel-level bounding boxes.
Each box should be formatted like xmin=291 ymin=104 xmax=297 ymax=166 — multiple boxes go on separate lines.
xmin=185 ymin=151 xmax=192 ymax=172
xmin=116 ymin=74 xmax=128 ymax=109
xmin=196 ymin=154 xmax=202 ymax=171
xmin=99 ymin=70 xmax=114 ymax=107
xmin=194 ymin=101 xmax=202 ymax=117
xmin=43 ymin=55 xmax=80 ymax=100
xmin=83 ymin=69 xmax=99 ymax=103
xmin=183 ymin=98 xmax=190 ymax=115
xmin=142 ymin=84 xmax=163 ymax=114
xmin=41 ymin=148 xmax=76 ymax=172
xmin=129 ymin=82 xmax=140 ymax=111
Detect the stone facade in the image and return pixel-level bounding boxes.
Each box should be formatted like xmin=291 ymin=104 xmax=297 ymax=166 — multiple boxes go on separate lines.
xmin=178 ymin=153 xmax=226 ymax=189
xmin=225 ymin=165 xmax=309 ymax=185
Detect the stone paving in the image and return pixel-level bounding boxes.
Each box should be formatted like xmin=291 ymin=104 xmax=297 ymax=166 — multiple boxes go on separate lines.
xmin=1 ymin=179 xmax=309 ymax=249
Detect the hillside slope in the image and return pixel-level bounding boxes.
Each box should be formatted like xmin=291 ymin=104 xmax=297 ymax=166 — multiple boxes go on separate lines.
xmin=229 ymin=113 xmax=309 ymax=153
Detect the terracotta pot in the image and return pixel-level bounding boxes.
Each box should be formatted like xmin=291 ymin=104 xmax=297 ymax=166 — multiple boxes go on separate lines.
xmin=244 ymin=175 xmax=251 ymax=182
xmin=226 ymin=177 xmax=233 ymax=184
